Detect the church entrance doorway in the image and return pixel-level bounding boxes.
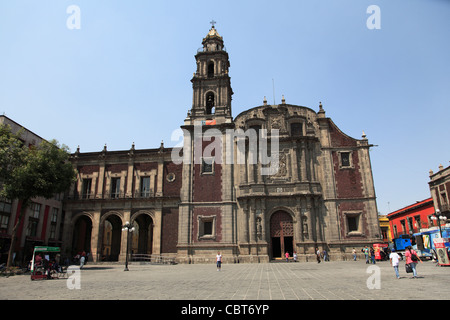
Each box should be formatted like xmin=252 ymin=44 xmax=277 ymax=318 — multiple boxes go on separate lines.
xmin=270 ymin=210 xmax=294 ymax=259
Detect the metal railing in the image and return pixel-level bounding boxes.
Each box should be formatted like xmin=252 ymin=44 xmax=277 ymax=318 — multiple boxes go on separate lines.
xmin=130 ymin=254 xmax=176 ymax=265
xmin=67 ymin=190 xmax=156 ymax=201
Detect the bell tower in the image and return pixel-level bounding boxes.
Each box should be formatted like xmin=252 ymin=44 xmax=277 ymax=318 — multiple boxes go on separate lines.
xmin=189 ymin=21 xmax=233 ymax=124
xmin=178 ymin=23 xmax=237 ymax=263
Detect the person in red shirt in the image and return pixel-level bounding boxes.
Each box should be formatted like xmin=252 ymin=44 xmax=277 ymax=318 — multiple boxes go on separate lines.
xmin=404 ymin=246 xmax=420 ymax=278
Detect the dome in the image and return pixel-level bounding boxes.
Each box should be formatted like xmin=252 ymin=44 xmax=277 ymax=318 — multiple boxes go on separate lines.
xmin=206 ymin=26 xmax=222 ymax=39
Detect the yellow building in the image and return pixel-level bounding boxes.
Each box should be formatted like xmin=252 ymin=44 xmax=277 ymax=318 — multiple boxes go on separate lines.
xmin=378 ymin=215 xmax=391 ymax=243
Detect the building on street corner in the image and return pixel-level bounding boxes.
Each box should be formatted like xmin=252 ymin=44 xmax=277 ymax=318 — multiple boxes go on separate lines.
xmin=0 ymin=115 xmax=66 ymax=265
xmin=429 ymin=164 xmax=450 ymax=220
xmin=387 ymin=198 xmax=435 ymax=240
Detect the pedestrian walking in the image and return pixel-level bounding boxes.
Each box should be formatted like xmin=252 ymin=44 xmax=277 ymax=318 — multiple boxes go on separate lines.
xmin=285 ymin=251 xmax=290 ymax=262
xmin=389 ymin=249 xmax=401 ymax=279
xmin=363 ymin=246 xmax=370 ymax=264
xmin=316 ymin=247 xmax=321 ymax=263
xmin=216 ymin=251 xmax=222 ymax=271
xmin=323 ymin=249 xmax=329 ymax=261
xmin=79 ymin=255 xmax=85 ymax=269
xmin=370 ymin=247 xmax=376 ymax=264
xmin=293 ymin=252 xmax=298 ymax=262
xmin=352 ymin=248 xmax=357 ymax=261
xmin=405 ymin=246 xmax=421 ymax=278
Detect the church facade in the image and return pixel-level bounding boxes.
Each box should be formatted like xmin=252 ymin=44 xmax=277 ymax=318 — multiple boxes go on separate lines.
xmin=62 ymin=25 xmax=381 ymax=263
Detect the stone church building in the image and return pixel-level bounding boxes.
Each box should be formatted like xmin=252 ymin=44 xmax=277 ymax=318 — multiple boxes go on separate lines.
xmin=62 ymin=25 xmax=381 ymax=263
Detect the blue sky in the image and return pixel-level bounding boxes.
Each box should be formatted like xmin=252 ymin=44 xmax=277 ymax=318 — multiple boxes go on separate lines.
xmin=1 ymin=0 xmax=449 ymax=215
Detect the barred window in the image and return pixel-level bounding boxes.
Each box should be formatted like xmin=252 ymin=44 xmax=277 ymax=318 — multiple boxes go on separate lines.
xmin=202 ymin=157 xmax=214 ymax=174
xmin=340 ymin=152 xmax=351 ymax=168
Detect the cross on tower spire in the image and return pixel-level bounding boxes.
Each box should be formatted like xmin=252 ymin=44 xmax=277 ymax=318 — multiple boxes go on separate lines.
xmin=210 ymin=20 xmax=216 ymax=28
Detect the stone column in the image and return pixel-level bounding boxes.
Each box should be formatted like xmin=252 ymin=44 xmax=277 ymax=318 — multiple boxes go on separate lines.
xmin=305 ymin=197 xmax=313 ymax=242
xmin=126 ymin=161 xmax=134 ymax=197
xmin=313 ymin=197 xmax=323 ymax=242
xmin=295 ymin=198 xmax=302 ymax=245
xmin=300 ymin=141 xmax=307 ymax=181
xmin=97 ymin=163 xmax=105 ymax=198
xmin=118 ymin=210 xmax=131 ymax=262
xmin=247 ymin=145 xmax=255 ymax=184
xmin=291 ymin=143 xmax=299 ymax=182
xmin=90 ymin=211 xmax=101 ymax=262
xmin=153 ymin=208 xmax=162 ymax=255
xmin=310 ymin=142 xmax=317 ymax=181
xmin=62 ymin=210 xmax=73 ymax=256
xmin=239 ymin=202 xmax=249 ymax=245
xmin=156 ymin=161 xmax=164 ymax=197
xmin=249 ymin=199 xmax=256 ymax=245
xmin=260 ymin=199 xmax=266 ymax=242
xmin=238 ymin=138 xmax=248 ymax=184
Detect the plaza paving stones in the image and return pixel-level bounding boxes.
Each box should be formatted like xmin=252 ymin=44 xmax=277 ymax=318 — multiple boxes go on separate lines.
xmin=1 ymin=260 xmax=449 ymax=300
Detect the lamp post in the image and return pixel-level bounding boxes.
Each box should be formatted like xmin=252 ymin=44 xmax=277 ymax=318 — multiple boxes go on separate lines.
xmin=122 ymin=221 xmax=135 ymax=271
xmin=431 ymin=209 xmax=446 ymax=238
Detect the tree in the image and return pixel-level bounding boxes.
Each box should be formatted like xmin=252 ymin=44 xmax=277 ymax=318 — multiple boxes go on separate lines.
xmin=0 ymin=124 xmax=76 ymax=267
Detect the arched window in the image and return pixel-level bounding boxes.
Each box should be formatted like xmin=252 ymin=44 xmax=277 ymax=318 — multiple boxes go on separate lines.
xmin=206 ymin=92 xmax=215 ymax=114
xmin=207 ymin=62 xmax=214 ymax=78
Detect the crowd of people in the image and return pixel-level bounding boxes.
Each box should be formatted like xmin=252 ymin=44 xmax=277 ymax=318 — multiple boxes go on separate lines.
xmin=29 ymin=250 xmax=89 ymax=274
xmin=28 ymin=253 xmax=63 ymax=279
xmin=214 ymin=245 xmax=423 ymax=280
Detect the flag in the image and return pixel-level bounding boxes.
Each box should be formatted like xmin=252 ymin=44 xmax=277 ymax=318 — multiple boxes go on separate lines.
xmin=202 ymin=119 xmax=216 ymax=125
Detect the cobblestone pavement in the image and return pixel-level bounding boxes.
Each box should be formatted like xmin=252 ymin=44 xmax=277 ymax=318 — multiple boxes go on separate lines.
xmin=1 ymin=259 xmax=449 ymax=300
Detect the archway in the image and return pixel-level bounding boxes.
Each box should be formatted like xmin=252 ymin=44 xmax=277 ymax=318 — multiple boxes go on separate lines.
xmin=72 ymin=215 xmax=92 ymax=257
xmin=270 ymin=210 xmax=294 ymax=259
xmin=205 ymin=92 xmax=215 ymax=114
xmin=131 ymin=214 xmax=154 ymax=255
xmin=100 ymin=214 xmax=123 ymax=261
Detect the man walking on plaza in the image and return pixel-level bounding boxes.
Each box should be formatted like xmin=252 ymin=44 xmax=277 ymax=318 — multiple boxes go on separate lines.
xmin=389 ymin=249 xmax=401 ymax=279
xmin=363 ymin=246 xmax=370 ymax=264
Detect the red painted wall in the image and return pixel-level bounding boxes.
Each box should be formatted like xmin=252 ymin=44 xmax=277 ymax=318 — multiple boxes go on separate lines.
xmin=388 ymin=198 xmax=434 ymax=239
